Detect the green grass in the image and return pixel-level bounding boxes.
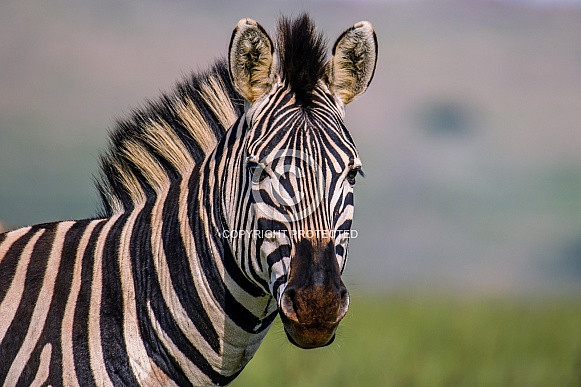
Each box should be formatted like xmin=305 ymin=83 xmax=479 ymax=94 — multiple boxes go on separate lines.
xmin=233 ymin=293 xmax=581 ymax=386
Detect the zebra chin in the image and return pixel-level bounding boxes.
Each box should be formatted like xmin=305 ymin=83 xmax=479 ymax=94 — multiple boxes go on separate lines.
xmin=280 ymin=316 xmax=339 ymax=349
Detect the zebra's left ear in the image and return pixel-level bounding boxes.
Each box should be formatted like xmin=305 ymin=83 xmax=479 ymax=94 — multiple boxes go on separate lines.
xmin=327 ymin=21 xmax=377 ymax=105
xmin=229 ymin=18 xmax=275 ymax=103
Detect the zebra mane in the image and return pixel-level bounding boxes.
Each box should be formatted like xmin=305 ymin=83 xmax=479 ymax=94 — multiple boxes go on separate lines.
xmin=277 ymin=14 xmax=328 ymax=105
xmin=96 ymin=14 xmax=329 ymax=216
xmin=96 ymin=60 xmax=244 ymax=216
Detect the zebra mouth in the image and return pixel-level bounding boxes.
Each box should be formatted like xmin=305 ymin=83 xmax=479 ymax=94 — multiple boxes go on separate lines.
xmin=277 ymin=283 xmax=348 ymax=349
xmin=279 ymin=311 xmax=339 ymax=349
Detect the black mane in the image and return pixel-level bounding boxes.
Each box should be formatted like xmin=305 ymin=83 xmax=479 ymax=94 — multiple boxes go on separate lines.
xmin=277 ymin=14 xmax=328 ymax=105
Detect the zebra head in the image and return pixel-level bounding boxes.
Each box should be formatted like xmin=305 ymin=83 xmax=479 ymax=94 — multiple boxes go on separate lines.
xmin=227 ymin=15 xmax=377 ymax=349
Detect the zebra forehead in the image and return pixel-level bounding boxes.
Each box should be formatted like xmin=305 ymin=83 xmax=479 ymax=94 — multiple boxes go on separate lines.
xmin=247 ymin=132 xmax=359 ymax=169
xmin=247 ymin=146 xmax=356 ymax=172
xmin=246 ymin=112 xmax=358 ymax=164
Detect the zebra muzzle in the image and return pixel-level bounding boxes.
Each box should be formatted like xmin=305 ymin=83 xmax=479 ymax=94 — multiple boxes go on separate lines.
xmin=279 ymin=284 xmax=349 ymax=349
xmin=277 ymin=239 xmax=350 ymax=349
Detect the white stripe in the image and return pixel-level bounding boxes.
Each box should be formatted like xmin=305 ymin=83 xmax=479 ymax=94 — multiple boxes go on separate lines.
xmin=119 ymin=203 xmax=174 ymax=384
xmin=119 ymin=204 xmax=152 ymax=380
xmin=30 ymin=343 xmax=52 ymax=387
xmin=146 ymin=301 xmax=211 ymax=386
xmin=209 ymin=146 xmax=270 ymax=315
xmin=5 ymin=221 xmax=74 ymax=386
xmin=149 ymin=188 xmax=219 ymax=368
xmin=0 ymin=228 xmax=44 ymax=345
xmin=88 ymin=215 xmax=121 ymax=387
xmin=178 ymin=174 xmax=224 ymax=340
xmin=61 ymin=220 xmax=102 ymax=387
xmin=0 ymin=226 xmax=32 ymax=260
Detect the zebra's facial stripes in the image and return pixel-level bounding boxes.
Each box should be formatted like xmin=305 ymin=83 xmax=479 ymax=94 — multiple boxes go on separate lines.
xmin=228 ymin=14 xmax=377 ymax=349
xmin=241 ymin=87 xmax=365 ymax=348
xmin=247 ymin=142 xmax=356 ymax=348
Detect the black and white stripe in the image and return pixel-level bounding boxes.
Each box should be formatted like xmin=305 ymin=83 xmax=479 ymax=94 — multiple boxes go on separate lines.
xmin=0 ymin=14 xmax=377 ymax=385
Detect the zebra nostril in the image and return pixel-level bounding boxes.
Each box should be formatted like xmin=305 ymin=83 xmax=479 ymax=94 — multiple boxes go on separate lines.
xmin=280 ymin=289 xmax=299 ymax=323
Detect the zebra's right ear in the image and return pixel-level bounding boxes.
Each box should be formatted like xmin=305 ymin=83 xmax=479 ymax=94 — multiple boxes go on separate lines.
xmin=229 ymin=18 xmax=275 ymax=103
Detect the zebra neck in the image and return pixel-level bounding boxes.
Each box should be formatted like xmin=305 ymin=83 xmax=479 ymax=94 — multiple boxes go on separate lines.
xmin=116 ymin=122 xmax=276 ymax=379
xmin=185 ymin=118 xmax=278 ymax=372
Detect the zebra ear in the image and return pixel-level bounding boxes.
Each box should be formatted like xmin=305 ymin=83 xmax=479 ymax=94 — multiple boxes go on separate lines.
xmin=229 ymin=18 xmax=275 ymax=103
xmin=327 ymin=21 xmax=377 ymax=105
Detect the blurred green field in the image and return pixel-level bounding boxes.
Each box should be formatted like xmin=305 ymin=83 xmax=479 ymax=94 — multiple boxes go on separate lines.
xmin=234 ymin=294 xmax=581 ymax=387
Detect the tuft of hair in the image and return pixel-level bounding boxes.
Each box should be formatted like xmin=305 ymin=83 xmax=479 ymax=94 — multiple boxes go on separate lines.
xmin=277 ymin=14 xmax=328 ymax=105
xmin=95 ymin=60 xmax=244 ymax=216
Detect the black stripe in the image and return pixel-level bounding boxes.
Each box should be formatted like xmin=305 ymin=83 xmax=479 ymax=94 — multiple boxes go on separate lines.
xmin=132 ymin=200 xmax=237 ymax=386
xmin=259 ymin=310 xmax=278 ymax=334
xmin=229 ymin=122 xmax=271 ymax=293
xmin=336 ymin=218 xmax=353 ymax=233
xmin=190 ymin=171 xmax=264 ymax=334
xmin=332 ymin=193 xmax=344 ymax=225
xmin=73 ymin=220 xmax=107 ymax=387
xmin=334 ymin=193 xmax=354 ymax=229
xmin=272 ymin=274 xmax=288 ymax=298
xmin=211 ymin=184 xmax=267 ymax=298
xmin=266 ymin=245 xmax=291 ymax=270
xmin=148 ymin=282 xmax=239 ymax=386
xmin=15 ymin=347 xmax=42 ymax=387
xmin=248 ymin=87 xmax=292 ymax=149
xmin=17 ymin=223 xmax=74 ymax=386
xmin=0 ymin=224 xmax=57 ymax=385
xmin=219 ymin=123 xmax=263 ymax=293
xmin=130 ymin=201 xmax=193 ymax=387
xmin=43 ymin=220 xmax=92 ymax=385
xmin=15 ymin=260 xmax=89 ymax=387
xmin=161 ymin=179 xmax=221 ymax=353
xmin=0 ymin=228 xmax=36 ymax=305
xmin=100 ymin=213 xmax=140 ymax=386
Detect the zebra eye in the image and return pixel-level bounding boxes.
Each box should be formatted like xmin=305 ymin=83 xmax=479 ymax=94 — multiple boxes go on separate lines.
xmin=248 ymin=162 xmax=267 ymax=183
xmin=346 ymin=168 xmax=360 ymax=186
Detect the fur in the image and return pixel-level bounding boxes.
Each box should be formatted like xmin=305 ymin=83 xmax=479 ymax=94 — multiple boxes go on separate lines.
xmin=277 ymin=14 xmax=328 ymax=105
xmin=96 ymin=62 xmax=243 ymax=216
xmin=96 ymin=15 xmax=337 ymax=217
xmin=328 ymin=21 xmax=378 ymax=104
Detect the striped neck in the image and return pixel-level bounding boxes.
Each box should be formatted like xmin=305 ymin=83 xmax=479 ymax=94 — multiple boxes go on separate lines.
xmin=117 ymin=113 xmax=277 ymax=381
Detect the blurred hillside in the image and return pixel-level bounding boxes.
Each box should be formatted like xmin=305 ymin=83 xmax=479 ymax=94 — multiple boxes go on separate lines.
xmin=1 ymin=0 xmax=581 ymax=294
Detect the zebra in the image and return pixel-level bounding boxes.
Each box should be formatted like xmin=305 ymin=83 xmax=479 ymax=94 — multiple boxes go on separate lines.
xmin=0 ymin=14 xmax=377 ymax=386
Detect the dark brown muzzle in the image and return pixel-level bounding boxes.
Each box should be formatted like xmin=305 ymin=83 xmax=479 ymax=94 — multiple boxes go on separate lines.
xmin=279 ymin=239 xmax=350 ymax=349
